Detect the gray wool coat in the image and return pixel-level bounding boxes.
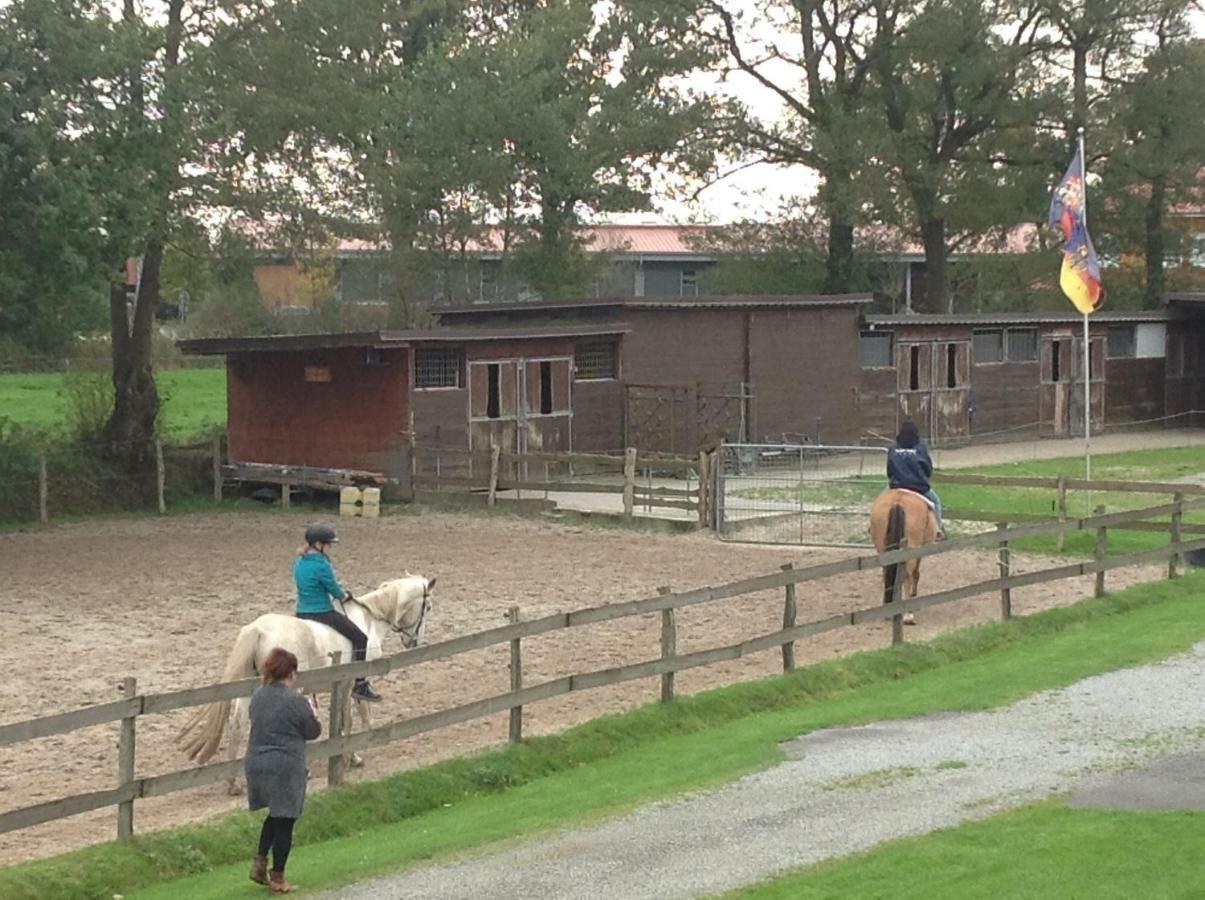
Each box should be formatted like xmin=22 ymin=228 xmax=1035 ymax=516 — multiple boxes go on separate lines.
xmin=245 ymin=682 xmax=322 ymax=818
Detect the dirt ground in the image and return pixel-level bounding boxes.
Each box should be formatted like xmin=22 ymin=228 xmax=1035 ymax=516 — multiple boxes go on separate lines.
xmin=0 ymin=508 xmax=1165 ymax=865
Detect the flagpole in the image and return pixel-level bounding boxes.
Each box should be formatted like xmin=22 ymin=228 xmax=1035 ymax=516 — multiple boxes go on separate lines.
xmin=1079 ymin=127 xmax=1092 ymax=492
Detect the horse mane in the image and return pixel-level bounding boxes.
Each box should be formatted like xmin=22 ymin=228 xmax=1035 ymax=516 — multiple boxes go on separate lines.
xmin=356 ymin=576 xmax=426 ymax=626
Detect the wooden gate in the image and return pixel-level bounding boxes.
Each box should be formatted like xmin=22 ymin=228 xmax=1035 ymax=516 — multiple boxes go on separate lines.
xmin=469 ymin=357 xmax=572 ymax=457
xmin=895 ymin=341 xmax=971 ymax=443
xmin=1040 ymin=334 xmax=1103 ymax=436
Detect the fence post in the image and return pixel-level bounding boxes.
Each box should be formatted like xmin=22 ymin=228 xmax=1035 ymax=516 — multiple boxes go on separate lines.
xmin=1056 ymin=474 xmax=1068 ymax=552
xmin=781 ymin=563 xmax=797 ymax=672
xmin=38 ymin=453 xmax=48 ymax=525
xmin=327 ymin=651 xmax=346 ymax=787
xmin=658 ymin=586 xmax=676 ymax=702
xmin=622 ymin=447 xmax=637 ymax=519
xmin=1170 ymin=492 xmax=1184 ymax=579
xmin=1094 ymin=505 xmax=1108 ymax=598
xmin=997 ymin=523 xmax=1011 ymax=620
xmin=696 ymin=450 xmax=710 ymax=528
xmin=117 ymin=676 xmax=137 ymax=839
xmin=488 ymin=442 xmax=501 ymax=508
xmin=212 ymin=435 xmax=223 ymax=503
xmin=508 ymin=606 xmax=523 ymax=743
xmin=155 ymin=440 xmax=166 ymax=514
xmin=891 ymin=540 xmax=906 ymax=646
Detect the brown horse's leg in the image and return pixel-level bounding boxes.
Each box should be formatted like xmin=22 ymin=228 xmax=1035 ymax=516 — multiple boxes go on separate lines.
xmin=903 ymin=560 xmax=920 ymax=625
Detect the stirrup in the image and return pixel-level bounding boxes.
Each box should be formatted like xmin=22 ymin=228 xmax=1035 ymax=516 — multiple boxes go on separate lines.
xmin=352 ymin=682 xmax=383 ymax=703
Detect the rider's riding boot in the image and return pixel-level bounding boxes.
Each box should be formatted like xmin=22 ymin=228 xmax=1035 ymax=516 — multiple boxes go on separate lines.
xmin=268 ymin=869 xmax=297 ymax=893
xmin=249 ymin=855 xmax=268 ymax=885
xmin=352 ymin=680 xmax=382 ymax=703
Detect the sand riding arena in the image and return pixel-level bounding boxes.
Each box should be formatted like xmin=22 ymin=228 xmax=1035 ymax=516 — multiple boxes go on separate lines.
xmin=0 ymin=509 xmax=1164 ymax=863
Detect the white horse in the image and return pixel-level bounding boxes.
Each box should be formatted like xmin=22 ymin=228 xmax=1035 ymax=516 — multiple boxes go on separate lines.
xmin=178 ymin=574 xmax=435 ymax=793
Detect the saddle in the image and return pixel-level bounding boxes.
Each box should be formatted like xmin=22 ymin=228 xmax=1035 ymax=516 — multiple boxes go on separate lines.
xmin=887 ymin=486 xmax=936 ymax=512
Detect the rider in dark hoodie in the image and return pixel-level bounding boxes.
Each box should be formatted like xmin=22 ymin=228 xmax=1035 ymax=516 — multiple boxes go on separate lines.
xmin=886 ymin=419 xmax=944 ymax=537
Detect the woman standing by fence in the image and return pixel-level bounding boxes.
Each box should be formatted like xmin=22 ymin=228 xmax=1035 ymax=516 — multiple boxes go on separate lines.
xmin=246 ymin=647 xmax=321 ymax=893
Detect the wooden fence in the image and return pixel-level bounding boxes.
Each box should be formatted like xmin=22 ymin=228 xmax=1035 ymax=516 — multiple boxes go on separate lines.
xmin=3 ymin=495 xmax=1205 ymax=842
xmin=412 ymin=446 xmax=714 ymax=525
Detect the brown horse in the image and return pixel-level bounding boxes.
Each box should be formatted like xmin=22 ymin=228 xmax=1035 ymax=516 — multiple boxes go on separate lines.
xmin=869 ymin=489 xmax=939 ymax=620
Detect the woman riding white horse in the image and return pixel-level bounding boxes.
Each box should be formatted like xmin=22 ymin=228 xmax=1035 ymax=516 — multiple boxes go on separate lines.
xmin=294 ymin=522 xmax=381 ymax=703
xmin=178 ymin=540 xmax=435 ymax=791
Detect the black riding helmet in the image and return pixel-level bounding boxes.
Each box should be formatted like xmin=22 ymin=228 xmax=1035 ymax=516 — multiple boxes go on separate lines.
xmin=304 ymin=522 xmax=338 ymax=546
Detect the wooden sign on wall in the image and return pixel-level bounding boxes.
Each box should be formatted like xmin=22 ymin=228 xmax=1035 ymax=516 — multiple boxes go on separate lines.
xmin=304 ymin=366 xmax=332 ymax=383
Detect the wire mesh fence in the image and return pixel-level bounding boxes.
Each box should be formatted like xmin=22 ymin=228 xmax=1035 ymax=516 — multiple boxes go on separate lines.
xmin=0 ymin=436 xmax=222 ymax=524
xmin=716 ymin=443 xmax=888 ymax=547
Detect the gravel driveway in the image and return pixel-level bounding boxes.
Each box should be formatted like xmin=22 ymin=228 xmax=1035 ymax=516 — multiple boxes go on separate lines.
xmin=317 ymin=641 xmax=1205 ymax=900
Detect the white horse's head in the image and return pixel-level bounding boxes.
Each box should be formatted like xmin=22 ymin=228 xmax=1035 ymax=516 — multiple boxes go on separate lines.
xmin=368 ymin=574 xmax=436 ymax=649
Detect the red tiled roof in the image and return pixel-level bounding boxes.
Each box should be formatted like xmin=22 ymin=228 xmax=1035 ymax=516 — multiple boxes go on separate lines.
xmin=330 ymin=224 xmax=713 ymax=257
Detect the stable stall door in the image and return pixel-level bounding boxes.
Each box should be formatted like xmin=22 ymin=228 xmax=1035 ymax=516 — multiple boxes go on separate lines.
xmin=521 ymin=358 xmax=572 ymax=453
xmin=896 ymin=341 xmax=971 ymax=442
xmin=469 ymin=361 xmax=521 ymax=455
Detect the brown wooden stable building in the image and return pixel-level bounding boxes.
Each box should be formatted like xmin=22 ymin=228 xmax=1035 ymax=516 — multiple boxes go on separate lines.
xmin=177 ymin=324 xmax=628 ymax=473
xmin=855 ymin=310 xmax=1176 ymax=444
xmin=180 ymin=295 xmax=1199 ymax=479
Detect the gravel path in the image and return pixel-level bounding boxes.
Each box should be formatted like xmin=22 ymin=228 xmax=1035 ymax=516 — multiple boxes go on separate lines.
xmin=318 ymin=642 xmax=1205 ymax=900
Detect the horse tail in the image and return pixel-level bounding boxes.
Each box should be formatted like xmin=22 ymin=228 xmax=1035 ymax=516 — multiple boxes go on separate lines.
xmin=178 ymin=624 xmax=261 ymax=763
xmin=882 ymin=502 xmax=906 ymax=605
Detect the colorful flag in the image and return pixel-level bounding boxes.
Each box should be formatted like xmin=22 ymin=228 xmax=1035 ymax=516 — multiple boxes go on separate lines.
xmin=1048 ymin=148 xmax=1103 ymax=315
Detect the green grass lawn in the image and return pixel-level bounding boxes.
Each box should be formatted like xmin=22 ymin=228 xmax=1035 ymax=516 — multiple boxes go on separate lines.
xmin=732 ymin=445 xmax=1205 ymax=557
xmin=0 ymin=369 xmax=225 ymax=439
xmin=722 ymin=803 xmax=1205 ymax=899
xmin=6 ymin=572 xmax=1201 ymax=900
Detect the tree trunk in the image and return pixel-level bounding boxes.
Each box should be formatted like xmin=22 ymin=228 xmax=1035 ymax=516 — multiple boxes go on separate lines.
xmin=103 ymin=244 xmax=161 ymax=470
xmin=824 ymin=218 xmax=855 ymax=294
xmin=919 ymin=217 xmax=949 ymax=313
xmin=1144 ymin=176 xmax=1166 ymax=308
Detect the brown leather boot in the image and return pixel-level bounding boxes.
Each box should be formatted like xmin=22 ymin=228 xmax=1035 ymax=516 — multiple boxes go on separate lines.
xmin=249 ymin=855 xmax=268 ymax=885
xmin=269 ymin=869 xmax=297 ymax=893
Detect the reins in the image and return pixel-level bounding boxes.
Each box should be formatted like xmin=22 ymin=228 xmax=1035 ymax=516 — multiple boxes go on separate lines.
xmin=344 ymin=587 xmax=429 ymax=645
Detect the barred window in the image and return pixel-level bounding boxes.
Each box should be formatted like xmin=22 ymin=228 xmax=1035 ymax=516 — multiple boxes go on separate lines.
xmin=575 ymin=341 xmax=617 ymax=380
xmin=858 ymin=332 xmax=893 ymax=368
xmin=1107 ymin=325 xmax=1136 ymax=359
xmin=414 ymin=349 xmax=461 ymax=388
xmin=1007 ymin=328 xmax=1038 ymax=361
xmin=972 ymin=329 xmax=1003 ymax=363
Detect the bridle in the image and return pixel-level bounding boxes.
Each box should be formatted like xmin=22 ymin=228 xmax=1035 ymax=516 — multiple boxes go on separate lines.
xmin=346 ymin=581 xmax=431 ymax=648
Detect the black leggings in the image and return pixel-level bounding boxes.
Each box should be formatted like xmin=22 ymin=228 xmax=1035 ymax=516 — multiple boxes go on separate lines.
xmin=257 ymin=815 xmax=295 ymax=872
xmin=297 ymin=610 xmax=368 ymax=663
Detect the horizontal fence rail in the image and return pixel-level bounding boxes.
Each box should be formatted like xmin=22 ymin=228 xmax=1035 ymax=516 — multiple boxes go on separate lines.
xmin=2 ymin=494 xmax=1202 ymax=839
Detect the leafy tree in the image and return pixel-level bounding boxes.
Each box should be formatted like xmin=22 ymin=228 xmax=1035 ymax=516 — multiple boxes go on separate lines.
xmin=867 ymin=0 xmax=1046 ymax=311
xmin=1103 ymin=33 xmax=1205 ymax=305
xmin=0 ymin=0 xmax=116 ymax=364
xmin=653 ymin=0 xmax=899 ymax=293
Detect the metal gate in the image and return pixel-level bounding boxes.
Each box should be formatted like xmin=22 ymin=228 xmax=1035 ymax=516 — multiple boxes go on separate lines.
xmin=715 ymin=443 xmax=887 ymax=547
xmin=624 ymin=383 xmax=751 ymax=454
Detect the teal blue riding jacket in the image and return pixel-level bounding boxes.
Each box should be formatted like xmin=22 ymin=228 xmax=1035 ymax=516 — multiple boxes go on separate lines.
xmin=294 ymin=550 xmax=347 ymax=614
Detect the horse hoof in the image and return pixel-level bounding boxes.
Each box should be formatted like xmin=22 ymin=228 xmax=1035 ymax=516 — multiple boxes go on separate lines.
xmin=903 ymin=613 xmax=917 ymax=625
xmin=226 ymin=781 xmax=245 ymax=797
xmin=350 ymin=753 xmax=365 ymax=768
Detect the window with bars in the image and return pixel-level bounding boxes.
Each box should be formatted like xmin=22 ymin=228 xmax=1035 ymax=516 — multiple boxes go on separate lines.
xmin=972 ymin=330 xmax=1003 ymax=363
xmin=859 ymin=332 xmax=893 ymax=368
xmin=574 ymin=341 xmax=617 ymax=380
xmin=414 ymin=349 xmax=462 ymax=388
xmin=1107 ymin=325 xmax=1136 ymax=359
xmin=1007 ymin=329 xmax=1038 ymax=361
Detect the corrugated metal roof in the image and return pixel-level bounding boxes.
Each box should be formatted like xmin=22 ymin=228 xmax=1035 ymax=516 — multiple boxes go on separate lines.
xmin=325 ymin=225 xmax=715 ymax=259
xmin=177 ymin=324 xmax=629 ymax=356
xmin=438 ymin=293 xmax=875 ymax=317
xmin=866 ymin=310 xmax=1169 ymax=327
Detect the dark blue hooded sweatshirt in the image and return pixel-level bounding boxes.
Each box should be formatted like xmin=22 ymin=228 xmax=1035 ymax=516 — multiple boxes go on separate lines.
xmin=887 ymin=428 xmax=933 ymax=493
